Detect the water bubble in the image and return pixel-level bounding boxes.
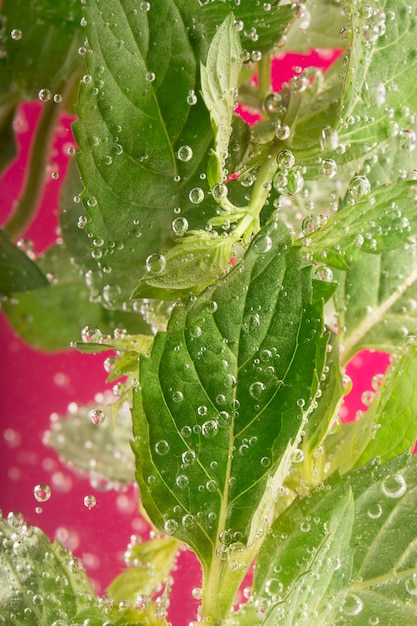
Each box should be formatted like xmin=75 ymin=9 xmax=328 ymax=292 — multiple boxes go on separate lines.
xmin=68 ymin=557 xmax=85 ymax=573
xmin=81 ymin=325 xmax=102 ymax=343
xmin=243 ymin=313 xmax=260 ymax=333
xmin=145 ymin=71 xmax=155 ymax=82
xmin=224 ymin=374 xmax=237 ymax=389
xmin=319 ymin=158 xmax=337 ymax=179
xmin=381 ymin=473 xmax=407 ymax=498
xmin=273 ymin=168 xmax=304 ymax=195
xmin=172 ymin=217 xmax=188 ymax=236
xmin=206 ymin=479 xmax=218 ymax=492
xmin=249 ymin=381 xmax=266 ymax=400
xmin=302 ymin=214 xmax=322 ymax=235
xmin=314 ymin=266 xmax=333 ymax=282
xmin=189 ymin=187 xmax=205 ymax=204
xmin=292 ymin=448 xmax=305 ymax=463
xmin=172 ymin=391 xmax=184 ymax=403
xmin=176 ymin=475 xmax=189 ymax=489
xmin=320 ymin=125 xmax=339 ymax=151
xmin=146 ymin=252 xmax=166 ymax=274
xmin=187 ymin=90 xmax=197 ymax=105
xmin=77 ymin=215 xmax=88 ymax=229
xmin=83 ymin=495 xmax=97 ymax=509
xmin=367 ymin=503 xmax=382 ymax=519
xmin=7 ymin=511 xmax=24 ymax=529
xmin=11 ymin=29 xmax=23 ymax=40
xmin=182 ymin=513 xmax=195 ymax=529
xmin=102 ymin=284 xmax=121 ymax=306
xmin=253 ymin=234 xmax=272 ymax=254
xmin=216 ymin=411 xmax=231 ymax=428
xmin=202 ymin=420 xmax=218 ymax=439
xmin=365 ymin=82 xmax=386 ymax=106
xmin=38 ymin=88 xmax=52 ymax=102
xmin=177 ymin=145 xmax=193 ymax=162
xmin=347 ymin=175 xmax=371 ymax=202
xmin=88 ymin=409 xmax=105 ymax=425
xmin=33 ymin=484 xmax=52 ymax=503
xmin=140 ymin=1 xmax=151 ymax=9
xmin=155 ymin=440 xmax=170 ymax=455
xmin=406 ymin=573 xmax=417 ymax=595
xmin=182 ymin=450 xmax=196 ymax=465
xmin=212 ymin=183 xmax=228 ymax=201
xmin=371 ymin=373 xmax=384 ymax=391
xmin=342 ymin=593 xmax=363 ymax=616
xmin=398 ymin=129 xmax=417 ymax=152
xmin=164 ymin=519 xmax=178 ymax=534
xmin=276 ymin=124 xmax=290 ymax=140
xmin=277 ymin=149 xmax=295 ymax=168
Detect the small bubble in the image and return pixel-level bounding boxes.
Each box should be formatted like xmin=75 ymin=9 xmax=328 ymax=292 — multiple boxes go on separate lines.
xmin=140 ymin=1 xmax=151 ymax=10
xmin=83 ymin=495 xmax=97 ymax=509
xmin=253 ymin=234 xmax=272 ymax=254
xmin=172 ymin=391 xmax=184 ymax=403
xmin=33 ymin=484 xmax=52 ymax=503
xmin=342 ymin=593 xmax=363 ymax=616
xmin=164 ymin=519 xmax=178 ymax=534
xmin=367 ymin=503 xmax=382 ymax=519
xmin=320 ymin=125 xmax=339 ymax=151
xmin=314 ymin=265 xmax=333 ymax=282
xmin=177 ymin=145 xmax=193 ymax=162
xmin=145 ymin=252 xmax=166 ymax=274
xmin=249 ymin=381 xmax=266 ymax=400
xmin=145 ymin=71 xmax=155 ymax=82
xmin=202 ymin=420 xmax=218 ymax=439
xmin=155 ymin=440 xmax=169 ymax=455
xmin=381 ymin=473 xmax=407 ymax=498
xmin=172 ymin=216 xmax=188 ymax=236
xmin=187 ymin=90 xmax=197 ymax=105
xmin=189 ymin=187 xmax=204 ymax=204
xmin=81 ymin=325 xmax=102 ymax=343
xmin=212 ymin=183 xmax=228 ymax=201
xmin=347 ymin=176 xmax=371 ymax=202
xmin=319 ymin=158 xmax=337 ymax=178
xmin=176 ymin=475 xmax=189 ymax=489
xmin=88 ymin=409 xmax=105 ymax=425
xmin=275 ymin=123 xmax=290 ymax=140
xmin=68 ymin=557 xmax=85 ymax=573
xmin=10 ymin=29 xmax=23 ymax=40
xmin=38 ymin=88 xmax=52 ymax=102
xmin=182 ymin=450 xmax=196 ymax=465
xmin=406 ymin=573 xmax=417 ymax=595
xmin=398 ymin=129 xmax=417 ymax=152
xmin=277 ymin=149 xmax=295 ymax=168
xmin=7 ymin=511 xmax=24 ymax=529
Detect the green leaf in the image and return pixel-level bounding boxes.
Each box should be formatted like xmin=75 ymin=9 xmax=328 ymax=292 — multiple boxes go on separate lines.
xmin=108 ymin=537 xmax=180 ymax=604
xmin=0 ymin=515 xmax=98 ymax=624
xmin=201 ymin=14 xmax=242 ymax=185
xmin=132 ymin=219 xmax=329 ymax=619
xmin=2 ymin=242 xmax=151 ymax=352
xmin=333 ymin=243 xmax=417 ymax=359
xmin=74 ymin=0 xmax=216 ymax=310
xmin=1 ymin=0 xmax=83 ymax=100
xmin=302 ymin=181 xmax=417 ymax=269
xmin=132 ymin=230 xmax=234 ymax=300
xmin=0 ymin=230 xmax=49 ymax=296
xmin=251 ymin=452 xmax=417 ymax=625
xmin=284 ymin=0 xmax=348 ymax=52
xmin=44 ymin=399 xmax=136 ymax=486
xmin=325 ymin=337 xmax=417 ymax=477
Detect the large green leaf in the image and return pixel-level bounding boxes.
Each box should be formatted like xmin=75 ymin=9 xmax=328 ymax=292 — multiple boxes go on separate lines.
xmin=0 ymin=515 xmax=97 ymax=624
xmin=284 ymin=0 xmax=348 ymax=52
xmin=132 ymin=219 xmax=329 ymax=616
xmin=326 ymin=337 xmax=417 ymax=476
xmin=74 ymin=0 xmax=217 ymax=310
xmin=250 ymin=452 xmax=417 ymax=625
xmin=1 ymin=0 xmax=83 ymax=100
xmin=2 ymin=242 xmax=150 ymax=352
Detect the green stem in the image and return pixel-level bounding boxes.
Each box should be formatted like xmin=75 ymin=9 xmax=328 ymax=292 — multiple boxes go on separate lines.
xmin=3 ymin=97 xmax=62 ymax=240
xmin=258 ymin=51 xmax=272 ymax=106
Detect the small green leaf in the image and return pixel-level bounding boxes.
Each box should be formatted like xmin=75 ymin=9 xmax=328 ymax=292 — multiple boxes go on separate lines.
xmin=0 ymin=515 xmax=98 ymax=624
xmin=326 ymin=337 xmax=417 ymax=476
xmin=0 ymin=230 xmax=49 ymax=296
xmin=132 ymin=219 xmax=329 ymax=619
xmin=284 ymin=0 xmax=348 ymax=52
xmin=132 ymin=231 xmax=234 ymax=300
xmin=44 ymin=400 xmax=135 ymax=486
xmin=251 ymin=452 xmax=417 ymax=625
xmin=302 ymin=181 xmax=417 ymax=269
xmin=201 ymin=14 xmax=242 ymax=185
xmin=108 ymin=537 xmax=181 ymax=604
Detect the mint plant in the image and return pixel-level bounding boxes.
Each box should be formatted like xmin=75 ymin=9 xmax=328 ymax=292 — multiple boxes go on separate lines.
xmin=2 ymin=0 xmax=417 ymax=624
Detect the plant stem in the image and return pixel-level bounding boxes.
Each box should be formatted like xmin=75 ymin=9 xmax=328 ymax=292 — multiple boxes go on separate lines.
xmin=258 ymin=51 xmax=272 ymax=105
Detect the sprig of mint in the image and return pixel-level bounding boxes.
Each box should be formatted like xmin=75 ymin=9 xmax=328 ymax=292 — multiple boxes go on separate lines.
xmin=2 ymin=0 xmax=417 ymax=624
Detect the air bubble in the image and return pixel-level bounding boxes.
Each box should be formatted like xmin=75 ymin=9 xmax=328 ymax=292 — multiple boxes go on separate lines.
xmin=83 ymin=495 xmax=97 ymax=509
xmin=302 ymin=215 xmax=322 ymax=235
xmin=367 ymin=503 xmax=382 ymax=519
xmin=398 ymin=129 xmax=417 ymax=152
xmin=277 ymin=149 xmax=295 ymax=168
xmin=253 ymin=234 xmax=272 ymax=254
xmin=146 ymin=252 xmax=166 ymax=274
xmin=249 ymin=381 xmax=266 ymax=400
xmin=33 ymin=484 xmax=52 ymax=503
xmin=342 ymin=593 xmax=363 ymax=616
xmin=347 ymin=175 xmax=371 ymax=202
xmin=164 ymin=519 xmax=178 ymax=534
xmin=187 ymin=90 xmax=197 ymax=105
xmin=81 ymin=325 xmax=102 ymax=343
xmin=172 ymin=391 xmax=184 ymax=403
xmin=212 ymin=183 xmax=228 ymax=201
xmin=38 ymin=88 xmax=52 ymax=102
xmin=320 ymin=125 xmax=339 ymax=151
xmin=381 ymin=473 xmax=407 ymax=498
xmin=319 ymin=158 xmax=337 ymax=178
xmin=189 ymin=187 xmax=205 ymax=204
xmin=176 ymin=475 xmax=189 ymax=489
xmin=202 ymin=420 xmax=218 ymax=439
xmin=172 ymin=217 xmax=188 ymax=236
xmin=88 ymin=409 xmax=105 ymax=425
xmin=314 ymin=266 xmax=333 ymax=282
xmin=177 ymin=145 xmax=193 ymax=162
xmin=275 ymin=124 xmax=290 ymax=140
xmin=11 ymin=29 xmax=23 ymax=40
xmin=182 ymin=450 xmax=196 ymax=465
xmin=68 ymin=557 xmax=85 ymax=573
xmin=406 ymin=574 xmax=417 ymax=595
xmin=145 ymin=71 xmax=155 ymax=82
xmin=155 ymin=440 xmax=170 ymax=455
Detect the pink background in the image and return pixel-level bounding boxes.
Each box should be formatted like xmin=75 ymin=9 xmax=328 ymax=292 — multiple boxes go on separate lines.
xmin=0 ymin=51 xmax=389 ymax=623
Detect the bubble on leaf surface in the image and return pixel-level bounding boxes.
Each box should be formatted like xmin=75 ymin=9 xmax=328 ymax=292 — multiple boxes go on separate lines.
xmin=381 ymin=473 xmax=407 ymax=498
xmin=189 ymin=187 xmax=204 ymax=204
xmin=7 ymin=511 xmax=24 ymax=528
xmin=33 ymin=484 xmax=52 ymax=503
xmin=253 ymin=234 xmax=272 ymax=254
xmin=83 ymin=495 xmax=97 ymax=509
xmin=177 ymin=145 xmax=193 ymax=162
xmin=38 ymin=88 xmax=52 ymax=102
xmin=11 ymin=29 xmax=23 ymax=40
xmin=88 ymin=408 xmax=105 ymax=425
xmin=81 ymin=325 xmax=102 ymax=343
xmin=146 ymin=252 xmax=166 ymax=274
xmin=342 ymin=593 xmax=363 ymax=616
xmin=319 ymin=158 xmax=337 ymax=178
xmin=347 ymin=175 xmax=371 ymax=201
xmin=155 ymin=440 xmax=169 ymax=455
xmin=202 ymin=420 xmax=218 ymax=438
xmin=172 ymin=216 xmax=188 ymax=236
